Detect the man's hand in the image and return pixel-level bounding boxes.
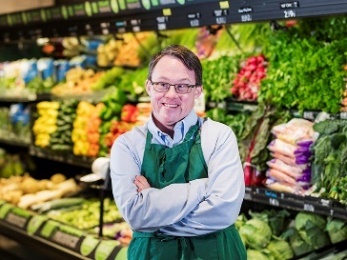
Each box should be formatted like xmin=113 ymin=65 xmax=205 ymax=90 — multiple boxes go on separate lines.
xmin=134 ymin=175 xmax=151 ymax=192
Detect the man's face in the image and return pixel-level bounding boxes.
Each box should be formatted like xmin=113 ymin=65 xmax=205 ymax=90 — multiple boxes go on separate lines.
xmin=146 ymin=55 xmax=202 ymax=131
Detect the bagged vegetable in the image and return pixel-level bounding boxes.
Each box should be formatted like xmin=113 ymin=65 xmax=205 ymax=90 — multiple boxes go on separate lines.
xmin=267 ymin=159 xmax=304 ymax=179
xmin=271 ymin=152 xmax=310 ymax=166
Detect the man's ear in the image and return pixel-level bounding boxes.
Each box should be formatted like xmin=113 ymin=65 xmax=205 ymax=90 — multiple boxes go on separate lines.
xmin=194 ymin=85 xmax=203 ymax=99
xmin=145 ymin=80 xmax=151 ymax=96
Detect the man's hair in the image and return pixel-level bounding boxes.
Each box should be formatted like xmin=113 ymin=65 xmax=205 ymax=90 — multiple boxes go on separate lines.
xmin=147 ymin=45 xmax=202 ymax=86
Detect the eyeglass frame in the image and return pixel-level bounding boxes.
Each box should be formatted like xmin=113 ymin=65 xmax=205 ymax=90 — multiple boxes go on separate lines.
xmin=148 ymin=79 xmax=199 ymax=94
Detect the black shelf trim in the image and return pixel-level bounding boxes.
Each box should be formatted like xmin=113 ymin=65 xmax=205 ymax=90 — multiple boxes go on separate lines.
xmin=29 ymin=145 xmax=94 ymax=168
xmin=244 ymin=186 xmax=347 ymax=220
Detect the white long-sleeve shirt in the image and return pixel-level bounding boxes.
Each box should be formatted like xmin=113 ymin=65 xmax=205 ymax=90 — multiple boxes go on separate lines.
xmin=110 ymin=110 xmax=245 ymax=236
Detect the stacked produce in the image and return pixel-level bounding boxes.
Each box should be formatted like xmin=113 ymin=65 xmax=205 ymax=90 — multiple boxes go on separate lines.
xmin=259 ymin=25 xmax=347 ymax=114
xmin=265 ymin=118 xmax=317 ymax=194
xmin=0 ymin=58 xmax=56 ymax=97
xmin=72 ymin=101 xmax=97 ymax=157
xmin=237 ymin=210 xmax=344 ymax=259
xmin=0 ymin=104 xmax=31 ymax=143
xmin=97 ymin=38 xmax=122 ymax=67
xmin=114 ymin=32 xmax=154 ymax=67
xmin=85 ymin=103 xmax=104 ymax=157
xmin=33 ymin=101 xmax=59 ymax=148
xmin=201 ymin=54 xmax=241 ymax=102
xmin=0 ymin=149 xmax=25 ymax=178
xmin=239 ymin=105 xmax=291 ymax=186
xmin=49 ymin=100 xmax=78 ymax=152
xmin=135 ymin=102 xmax=152 ymax=126
xmin=0 ymin=173 xmax=78 ymax=208
xmin=311 ymin=119 xmax=347 ymax=204
xmin=231 ymin=54 xmax=267 ymax=101
xmin=46 ymin=197 xmax=122 ymax=230
xmin=98 ymin=88 xmax=127 ymax=156
xmin=50 ymin=67 xmax=104 ymax=96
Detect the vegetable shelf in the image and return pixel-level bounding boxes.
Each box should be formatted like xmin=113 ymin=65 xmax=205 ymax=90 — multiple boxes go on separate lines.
xmin=244 ymin=187 xmax=347 ymax=221
xmin=29 ymin=145 xmax=94 ymax=168
xmin=0 ymin=200 xmax=127 ymax=260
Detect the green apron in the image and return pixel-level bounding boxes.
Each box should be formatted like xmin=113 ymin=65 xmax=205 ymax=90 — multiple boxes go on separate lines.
xmin=128 ymin=121 xmax=246 ymax=260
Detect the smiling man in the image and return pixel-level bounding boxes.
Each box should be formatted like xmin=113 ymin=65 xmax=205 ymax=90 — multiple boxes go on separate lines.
xmin=110 ymin=45 xmax=246 ymax=260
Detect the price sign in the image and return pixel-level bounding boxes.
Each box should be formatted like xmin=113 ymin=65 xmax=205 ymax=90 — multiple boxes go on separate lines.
xmin=269 ymin=198 xmax=279 ymax=206
xmin=73 ymin=4 xmax=86 ymax=16
xmin=3 ymin=207 xmax=33 ymax=230
xmin=284 ymin=9 xmax=296 ymax=18
xmin=156 ymin=16 xmax=168 ymax=30
xmin=303 ymin=203 xmax=315 ymax=212
xmin=303 ymin=111 xmax=315 ymax=120
xmin=126 ymin=0 xmax=141 ymax=9
xmin=340 ymin=112 xmax=347 ymax=119
xmin=97 ymin=0 xmax=112 ymax=13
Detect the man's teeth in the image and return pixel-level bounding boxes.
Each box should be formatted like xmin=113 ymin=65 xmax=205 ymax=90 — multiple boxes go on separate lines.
xmin=164 ymin=104 xmax=178 ymax=108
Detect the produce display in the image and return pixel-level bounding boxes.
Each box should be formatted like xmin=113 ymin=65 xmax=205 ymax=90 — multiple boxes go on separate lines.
xmin=2 ymin=16 xmax=347 ymax=259
xmin=0 ymin=104 xmax=31 ymax=143
xmin=33 ymin=101 xmax=60 ymax=148
xmin=311 ymin=119 xmax=347 ymax=204
xmin=231 ymin=54 xmax=267 ymax=101
xmin=265 ymin=118 xmax=317 ymax=194
xmin=237 ymin=209 xmax=347 ymax=259
xmin=0 ymin=149 xmax=26 ymax=178
xmin=0 ymin=173 xmax=78 ymax=208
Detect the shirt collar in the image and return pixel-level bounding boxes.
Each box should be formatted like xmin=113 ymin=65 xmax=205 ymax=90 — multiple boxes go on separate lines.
xmin=148 ymin=110 xmax=198 ymax=147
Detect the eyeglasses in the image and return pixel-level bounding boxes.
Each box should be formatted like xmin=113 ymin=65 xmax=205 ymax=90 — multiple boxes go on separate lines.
xmin=149 ymin=80 xmax=197 ymax=94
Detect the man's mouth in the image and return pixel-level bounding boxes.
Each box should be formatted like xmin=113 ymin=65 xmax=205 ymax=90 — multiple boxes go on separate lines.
xmin=163 ymin=103 xmax=179 ymax=108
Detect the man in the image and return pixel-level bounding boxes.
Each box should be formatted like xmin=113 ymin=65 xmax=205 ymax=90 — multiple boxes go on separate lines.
xmin=110 ymin=45 xmax=246 ymax=259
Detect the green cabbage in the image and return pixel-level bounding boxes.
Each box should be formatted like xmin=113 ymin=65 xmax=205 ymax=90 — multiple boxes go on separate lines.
xmin=326 ymin=217 xmax=347 ymax=244
xmin=267 ymin=239 xmax=294 ymax=260
xmin=281 ymin=227 xmax=314 ymax=256
xmin=247 ymin=249 xmax=269 ymax=260
xmin=239 ymin=218 xmax=272 ymax=249
xmin=295 ymin=212 xmax=326 ymax=231
xmin=295 ymin=212 xmax=330 ymax=249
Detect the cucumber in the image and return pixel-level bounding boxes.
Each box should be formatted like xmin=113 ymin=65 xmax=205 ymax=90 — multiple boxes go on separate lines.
xmin=32 ymin=197 xmax=85 ymax=213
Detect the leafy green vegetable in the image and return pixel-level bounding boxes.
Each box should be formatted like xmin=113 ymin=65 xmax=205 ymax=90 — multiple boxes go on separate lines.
xmin=267 ymin=239 xmax=294 ymax=260
xmin=295 ymin=212 xmax=330 ymax=249
xmin=326 ymin=217 xmax=347 ymax=244
xmin=247 ymin=249 xmax=270 ymax=260
xmin=239 ymin=218 xmax=272 ymax=249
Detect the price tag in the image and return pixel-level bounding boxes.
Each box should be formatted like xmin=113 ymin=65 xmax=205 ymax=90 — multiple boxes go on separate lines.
xmin=73 ymin=4 xmax=86 ymax=16
xmin=51 ymin=230 xmax=81 ymax=249
xmin=241 ymin=14 xmax=252 ymax=22
xmin=269 ymin=198 xmax=279 ymax=206
xmin=340 ymin=112 xmax=347 ymax=119
xmin=244 ymin=192 xmax=252 ymax=200
xmin=4 ymin=207 xmax=33 ymax=229
xmin=97 ymin=0 xmax=112 ymax=13
xmin=303 ymin=203 xmax=315 ymax=212
xmin=284 ymin=9 xmax=296 ymax=18
xmin=303 ymin=111 xmax=315 ymax=120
